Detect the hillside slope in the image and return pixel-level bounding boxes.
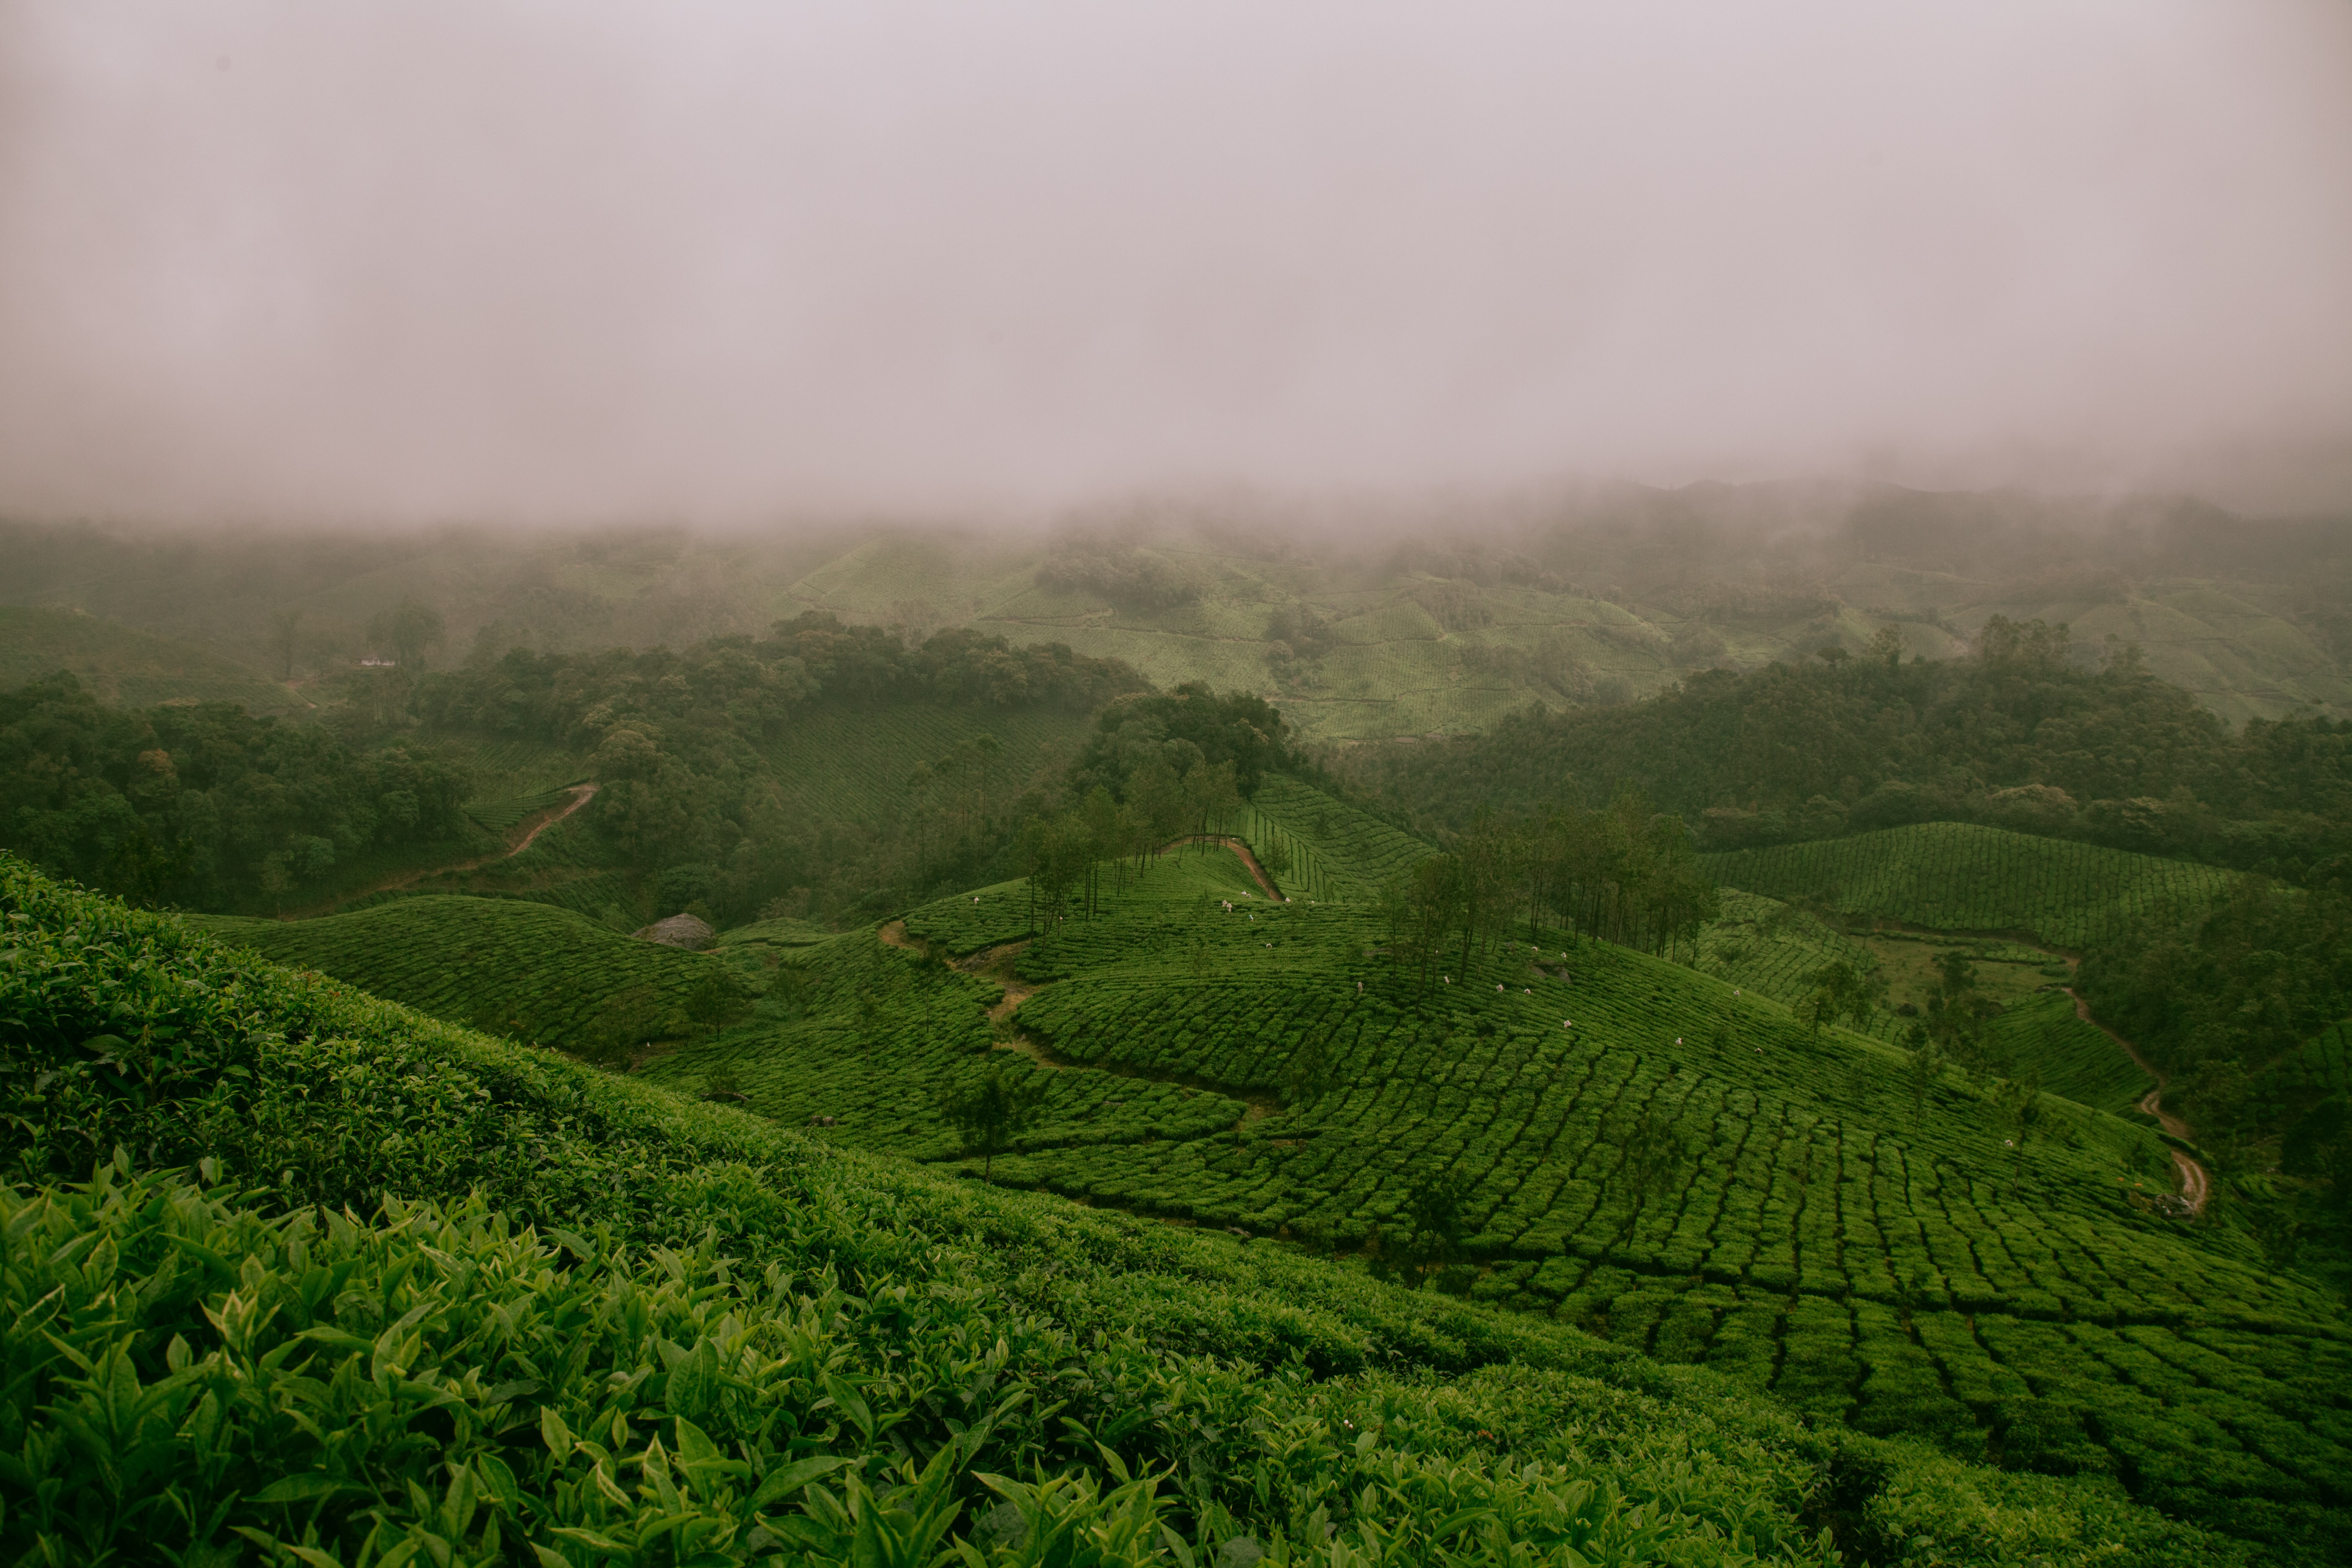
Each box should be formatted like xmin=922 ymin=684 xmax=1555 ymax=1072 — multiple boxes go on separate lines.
xmin=194 ymin=895 xmax=735 ymax=1055
xmin=1 ymin=856 xmax=2253 ymax=1566
xmin=217 ymin=790 xmax=2347 ymax=1561
xmin=634 ymin=841 xmax=2352 ymax=1557
xmin=1700 ymin=823 xmax=2236 ymax=950
xmin=777 ymin=495 xmax=2352 ymax=739
xmin=0 ymin=604 xmax=310 ymax=714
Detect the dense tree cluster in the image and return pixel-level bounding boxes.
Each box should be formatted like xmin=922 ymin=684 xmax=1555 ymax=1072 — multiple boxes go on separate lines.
xmin=2080 ymin=882 xmax=2352 ymax=1143
xmin=1067 ymin=684 xmax=1301 ymax=798
xmin=1335 ymin=618 xmax=2352 ymax=882
xmin=1377 ymin=792 xmax=1718 ymax=994
xmin=1016 ymin=764 xmax=1244 ymax=931
xmin=0 ymin=672 xmax=468 ymax=909
xmin=409 ymin=614 xmax=1144 ymax=741
xmin=395 ymin=617 xmax=1148 ymax=926
xmin=996 ymin=683 xmax=1299 ymax=930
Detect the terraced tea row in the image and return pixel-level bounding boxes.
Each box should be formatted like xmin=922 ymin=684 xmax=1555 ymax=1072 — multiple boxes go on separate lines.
xmin=1694 ymin=889 xmax=1902 ymax=1040
xmin=901 ymin=844 xmax=1269 ymax=961
xmin=1701 ymin=822 xmax=2237 ymax=949
xmin=644 ymin=911 xmax=1252 ymax=1160
xmin=196 ymin=896 xmax=725 ymax=1053
xmin=1248 ymin=772 xmax=1434 ymax=897
xmin=988 ymin=927 xmax=2347 ymax=1543
xmin=1981 ymin=990 xmax=2157 ymax=1116
xmin=461 ymin=783 xmax=578 ymax=834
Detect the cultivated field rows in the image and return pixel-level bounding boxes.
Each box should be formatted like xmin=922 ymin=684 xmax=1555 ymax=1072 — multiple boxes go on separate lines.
xmin=1700 ymin=822 xmax=2237 ymax=949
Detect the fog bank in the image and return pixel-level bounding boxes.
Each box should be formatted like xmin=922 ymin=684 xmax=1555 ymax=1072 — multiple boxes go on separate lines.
xmin=2 ymin=1 xmax=2348 ymax=523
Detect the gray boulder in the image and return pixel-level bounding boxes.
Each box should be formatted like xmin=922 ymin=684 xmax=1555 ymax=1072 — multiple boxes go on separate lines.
xmin=632 ymin=912 xmax=715 ymax=949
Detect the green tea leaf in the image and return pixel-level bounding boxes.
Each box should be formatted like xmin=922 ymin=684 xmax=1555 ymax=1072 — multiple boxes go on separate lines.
xmin=250 ymin=1473 xmax=366 ymax=1504
xmin=746 ymin=1454 xmax=847 ymax=1512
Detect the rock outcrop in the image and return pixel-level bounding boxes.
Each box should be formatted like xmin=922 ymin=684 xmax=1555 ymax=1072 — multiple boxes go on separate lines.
xmin=632 ymin=912 xmax=715 ymax=949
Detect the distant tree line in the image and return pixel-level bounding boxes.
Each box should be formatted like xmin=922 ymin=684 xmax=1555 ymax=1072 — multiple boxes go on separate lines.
xmin=1375 ymin=790 xmax=1718 ymax=994
xmin=1335 ymin=618 xmax=2352 ymax=885
xmin=0 ymin=672 xmax=468 ymax=910
xmin=389 ymin=616 xmax=1150 ymax=927
xmin=1008 ymin=685 xmax=1296 ymax=928
xmin=400 ymin=614 xmax=1145 ymax=740
xmin=0 ymin=615 xmax=1151 ymax=922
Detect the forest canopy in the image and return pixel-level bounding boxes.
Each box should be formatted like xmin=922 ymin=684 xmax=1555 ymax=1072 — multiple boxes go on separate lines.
xmin=1336 ymin=618 xmax=2352 ymax=883
xmin=0 ymin=671 xmax=469 ymax=909
xmin=0 ymin=616 xmax=1148 ymax=919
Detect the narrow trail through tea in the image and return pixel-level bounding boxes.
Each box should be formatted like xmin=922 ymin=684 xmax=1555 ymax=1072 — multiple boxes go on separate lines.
xmin=286 ymin=783 xmax=600 ymax=918
xmin=1159 ymin=835 xmax=1284 ymax=899
xmin=2069 ymin=988 xmax=2210 ymax=1214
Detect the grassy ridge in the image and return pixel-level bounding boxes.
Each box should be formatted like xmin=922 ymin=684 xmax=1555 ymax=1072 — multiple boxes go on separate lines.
xmin=192 ymin=895 xmax=727 ymax=1053
xmin=8 ymin=857 xmax=2253 ymax=1566
xmin=1701 ymin=823 xmax=2237 ymax=949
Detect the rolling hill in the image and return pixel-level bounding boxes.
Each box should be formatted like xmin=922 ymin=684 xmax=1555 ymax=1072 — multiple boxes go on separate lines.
xmin=773 ymin=490 xmax=2352 ymax=740
xmin=0 ymin=603 xmax=309 ymax=714
xmin=7 ymin=854 xmax=2267 ymax=1567
xmin=193 ymin=896 xmax=736 ymax=1057
xmin=184 ymin=767 xmax=2352 ymax=1560
xmin=10 ymin=483 xmax=2347 ymax=752
xmin=1699 ymin=823 xmax=2237 ymax=951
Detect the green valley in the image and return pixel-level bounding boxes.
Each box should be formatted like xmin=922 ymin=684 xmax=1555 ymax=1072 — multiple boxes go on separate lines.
xmin=3 ymin=562 xmax=2349 ymax=1567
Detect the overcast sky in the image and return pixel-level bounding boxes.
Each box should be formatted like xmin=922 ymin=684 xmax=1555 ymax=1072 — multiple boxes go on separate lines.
xmin=2 ymin=1 xmax=2348 ymax=525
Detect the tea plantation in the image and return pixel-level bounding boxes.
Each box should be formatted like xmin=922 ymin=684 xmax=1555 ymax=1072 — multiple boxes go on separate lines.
xmin=1694 ymin=890 xmax=1901 ymax=1042
xmin=1700 ymin=823 xmax=2238 ymax=950
xmin=978 ymin=910 xmax=2349 ymax=1555
xmin=637 ymin=803 xmax=2352 ymax=1559
xmin=8 ymin=856 xmax=2265 ymax=1568
xmin=1979 ymin=991 xmax=2157 ymax=1117
xmin=14 ymin=761 xmax=2352 ymax=1564
xmin=192 ymin=896 xmax=735 ymax=1056
xmin=1244 ymin=774 xmax=1435 ymax=900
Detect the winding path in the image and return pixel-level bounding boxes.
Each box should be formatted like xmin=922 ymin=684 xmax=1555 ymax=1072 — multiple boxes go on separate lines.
xmin=1159 ymin=835 xmax=1284 ymax=900
xmin=881 ymin=915 xmax=1279 ymax=1123
xmin=2068 ymin=988 xmax=2210 ymax=1215
xmin=289 ymin=783 xmax=599 ymax=917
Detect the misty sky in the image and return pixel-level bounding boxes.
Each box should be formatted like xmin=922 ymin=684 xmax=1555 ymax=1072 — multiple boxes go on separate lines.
xmin=2 ymin=1 xmax=2349 ymax=524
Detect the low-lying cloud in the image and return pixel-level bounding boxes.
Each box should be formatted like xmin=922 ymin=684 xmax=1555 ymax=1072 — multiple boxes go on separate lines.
xmin=2 ymin=0 xmax=2348 ymax=524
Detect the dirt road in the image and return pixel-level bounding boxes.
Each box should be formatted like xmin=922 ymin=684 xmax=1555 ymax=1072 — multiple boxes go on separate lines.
xmin=2068 ymin=988 xmax=2210 ymax=1215
xmin=1159 ymin=835 xmax=1283 ymax=899
xmin=288 ymin=783 xmax=599 ymax=917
